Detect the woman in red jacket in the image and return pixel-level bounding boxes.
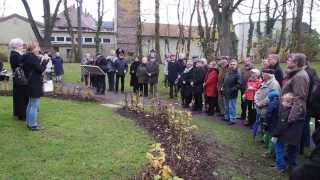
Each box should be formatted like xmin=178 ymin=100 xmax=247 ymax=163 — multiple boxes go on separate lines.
xmin=244 ymin=68 xmax=262 ymax=126
xmin=204 ymin=61 xmax=219 ymax=116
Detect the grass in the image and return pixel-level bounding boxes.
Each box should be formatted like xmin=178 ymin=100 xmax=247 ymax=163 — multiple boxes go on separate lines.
xmin=0 ymin=97 xmax=154 ymax=179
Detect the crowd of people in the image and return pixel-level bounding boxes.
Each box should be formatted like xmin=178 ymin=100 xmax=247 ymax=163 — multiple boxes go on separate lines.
xmin=83 ymin=48 xmax=160 ymax=97
xmin=5 ymin=36 xmax=320 ymax=178
xmin=8 ymin=38 xmax=64 ymax=131
xmin=158 ymin=52 xmax=320 ymax=178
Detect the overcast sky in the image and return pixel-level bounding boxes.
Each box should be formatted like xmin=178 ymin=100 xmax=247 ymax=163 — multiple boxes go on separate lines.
xmin=1 ymin=0 xmax=320 ymax=31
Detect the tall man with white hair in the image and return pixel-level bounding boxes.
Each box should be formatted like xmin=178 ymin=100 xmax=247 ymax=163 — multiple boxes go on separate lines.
xmin=9 ymin=38 xmax=28 ymax=121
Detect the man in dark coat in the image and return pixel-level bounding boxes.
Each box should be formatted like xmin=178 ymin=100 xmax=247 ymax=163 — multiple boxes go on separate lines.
xmin=179 ymin=60 xmax=193 ymax=108
xmin=51 ymin=52 xmax=64 ymax=82
xmin=222 ymin=59 xmax=241 ymax=125
xmin=192 ymin=60 xmax=206 ymax=112
xmin=9 ymin=38 xmax=28 ymax=121
xmin=114 ymin=48 xmax=128 ymax=93
xmin=290 ymin=128 xmax=320 ymax=180
xmin=282 ymin=53 xmax=310 ymax=169
xmin=95 ymin=54 xmax=108 ymax=95
xmin=147 ymin=57 xmax=159 ymax=97
xmin=167 ymin=54 xmax=179 ymax=98
xmin=267 ymin=54 xmax=284 ymax=86
xmin=130 ymin=57 xmax=141 ymax=93
xmin=301 ymin=61 xmax=320 ymax=154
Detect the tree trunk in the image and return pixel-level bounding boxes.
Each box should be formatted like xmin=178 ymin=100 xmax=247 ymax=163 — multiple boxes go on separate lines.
xmin=276 ymin=0 xmax=287 ymax=53
xmin=309 ymin=0 xmax=314 ymax=33
xmin=210 ymin=0 xmax=243 ymax=58
xmin=64 ymin=0 xmax=78 ymax=62
xmin=95 ymin=0 xmax=104 ymax=54
xmin=77 ymin=0 xmax=83 ymax=63
xmin=246 ymin=0 xmax=255 ymax=57
xmin=256 ymin=0 xmax=262 ymax=38
xmin=155 ymin=0 xmax=160 ymax=62
xmin=293 ymin=0 xmax=304 ymax=51
xmin=137 ymin=0 xmax=143 ymax=59
xmin=186 ymin=0 xmax=196 ymax=59
xmin=21 ymin=0 xmax=62 ymax=51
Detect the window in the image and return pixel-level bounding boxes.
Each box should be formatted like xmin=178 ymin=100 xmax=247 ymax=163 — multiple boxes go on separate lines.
xmin=84 ymin=37 xmax=93 ymax=43
xmin=94 ymin=38 xmax=101 ymax=42
xmin=103 ymin=38 xmax=110 ymax=43
xmin=50 ymin=36 xmax=55 ymax=42
xmin=56 ymin=37 xmax=65 ymax=42
xmin=66 ymin=37 xmax=71 ymax=42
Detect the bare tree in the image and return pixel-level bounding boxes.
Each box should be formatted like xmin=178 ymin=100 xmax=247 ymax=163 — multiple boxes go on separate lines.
xmin=292 ymin=0 xmax=304 ymax=51
xmin=21 ymin=0 xmax=63 ymax=50
xmin=155 ymin=0 xmax=160 ymax=61
xmin=246 ymin=0 xmax=255 ymax=57
xmin=265 ymin=0 xmax=282 ymax=39
xmin=137 ymin=0 xmax=143 ymax=59
xmin=176 ymin=0 xmax=186 ymax=53
xmin=256 ymin=0 xmax=262 ymax=38
xmin=95 ymin=0 xmax=105 ymax=54
xmin=76 ymin=0 xmax=83 ymax=63
xmin=309 ymin=0 xmax=314 ymax=33
xmin=197 ymin=0 xmax=216 ymax=60
xmin=276 ymin=0 xmax=287 ymax=53
xmin=210 ymin=0 xmax=245 ymax=57
xmin=64 ymin=0 xmax=78 ymax=62
xmin=186 ymin=0 xmax=196 ymax=58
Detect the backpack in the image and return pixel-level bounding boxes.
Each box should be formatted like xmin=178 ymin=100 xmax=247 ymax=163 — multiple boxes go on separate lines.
xmin=13 ymin=65 xmax=28 ymax=85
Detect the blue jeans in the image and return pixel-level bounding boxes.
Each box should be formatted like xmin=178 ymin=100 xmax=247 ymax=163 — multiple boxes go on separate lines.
xmin=224 ymin=97 xmax=236 ymax=122
xmin=274 ymin=140 xmax=285 ymax=170
xmin=26 ymin=98 xmax=40 ymax=128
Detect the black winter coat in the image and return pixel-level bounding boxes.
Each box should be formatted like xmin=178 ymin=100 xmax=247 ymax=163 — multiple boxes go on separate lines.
xmin=10 ymin=50 xmax=28 ymax=119
xmin=179 ymin=68 xmax=193 ymax=98
xmin=273 ymin=107 xmax=305 ymax=145
xmin=52 ymin=56 xmax=64 ymax=76
xmin=136 ymin=63 xmax=149 ymax=84
xmin=23 ymin=52 xmax=47 ymax=98
xmin=192 ymin=66 xmax=206 ymax=95
xmin=130 ymin=61 xmax=140 ymax=86
xmin=269 ymin=62 xmax=284 ymax=86
xmin=106 ymin=57 xmax=115 ymax=72
xmin=10 ymin=51 xmax=23 ymax=71
xmin=114 ymin=58 xmax=128 ymax=76
xmin=146 ymin=62 xmax=159 ymax=84
xmin=96 ymin=56 xmax=108 ymax=73
xmin=290 ymin=145 xmax=320 ymax=180
xmin=168 ymin=61 xmax=179 ymax=83
xmin=222 ymin=69 xmax=241 ymax=99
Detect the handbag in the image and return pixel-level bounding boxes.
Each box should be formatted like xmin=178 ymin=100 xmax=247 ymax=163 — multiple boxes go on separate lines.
xmin=43 ymin=80 xmax=54 ymax=92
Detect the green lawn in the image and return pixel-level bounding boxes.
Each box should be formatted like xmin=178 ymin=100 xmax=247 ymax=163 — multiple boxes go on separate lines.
xmin=0 ymin=97 xmax=153 ymax=179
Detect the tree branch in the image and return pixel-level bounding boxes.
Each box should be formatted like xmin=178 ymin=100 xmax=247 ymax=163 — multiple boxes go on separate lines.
xmin=21 ymin=0 xmax=43 ymax=42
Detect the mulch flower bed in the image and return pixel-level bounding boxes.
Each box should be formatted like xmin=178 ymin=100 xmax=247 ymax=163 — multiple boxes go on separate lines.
xmin=117 ymin=108 xmax=219 ymax=180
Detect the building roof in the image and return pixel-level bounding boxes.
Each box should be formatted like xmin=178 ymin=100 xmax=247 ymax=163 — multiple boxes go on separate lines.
xmin=142 ymin=23 xmax=199 ymax=38
xmin=0 ymin=13 xmax=43 ymax=27
xmin=54 ymin=5 xmax=113 ymax=32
